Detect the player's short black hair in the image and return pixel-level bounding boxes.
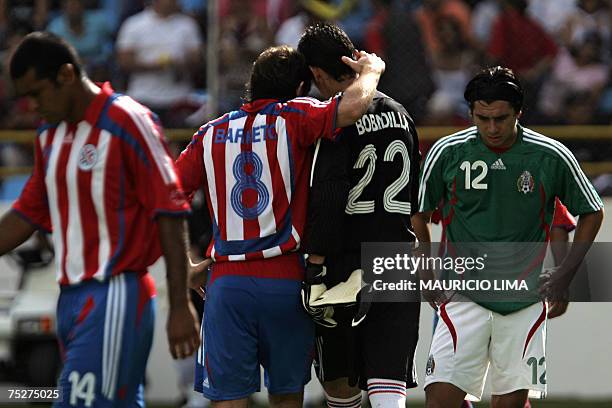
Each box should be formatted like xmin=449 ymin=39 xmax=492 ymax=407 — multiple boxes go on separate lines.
xmin=298 ymin=23 xmax=357 ymax=82
xmin=464 ymin=66 xmax=524 ymax=112
xmin=245 ymin=45 xmax=312 ymax=102
xmin=502 ymin=0 xmax=528 ymax=14
xmin=9 ymin=31 xmax=83 ymax=82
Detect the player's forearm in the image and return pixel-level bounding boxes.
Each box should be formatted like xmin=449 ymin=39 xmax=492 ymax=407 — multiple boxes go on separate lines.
xmin=0 ymin=211 xmax=36 ymax=256
xmin=307 ymin=254 xmax=325 ymax=265
xmin=411 ymin=211 xmax=435 ymax=282
xmin=561 ymin=209 xmax=604 ymax=272
xmin=158 ymin=216 xmax=191 ymax=308
xmin=336 ymin=70 xmax=380 ymax=128
xmin=549 ymin=227 xmax=569 ymax=266
xmin=411 ymin=211 xmax=432 ymax=246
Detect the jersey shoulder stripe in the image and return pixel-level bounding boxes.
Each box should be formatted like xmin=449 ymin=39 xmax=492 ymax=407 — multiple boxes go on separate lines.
xmin=418 ymin=128 xmax=477 ymax=211
xmin=421 ymin=126 xmax=478 ymax=177
xmin=291 ymin=97 xmax=330 ymax=107
xmin=37 ymin=122 xmax=58 ymax=136
xmin=522 ymin=128 xmax=602 ymax=212
xmin=114 ymin=95 xmax=178 ymax=185
xmin=96 ymin=95 xmax=151 ymax=168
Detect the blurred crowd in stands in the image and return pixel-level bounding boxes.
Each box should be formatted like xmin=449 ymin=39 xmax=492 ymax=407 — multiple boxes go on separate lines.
xmin=0 ymin=0 xmax=610 ymax=130
xmin=0 ymin=0 xmax=610 ymax=198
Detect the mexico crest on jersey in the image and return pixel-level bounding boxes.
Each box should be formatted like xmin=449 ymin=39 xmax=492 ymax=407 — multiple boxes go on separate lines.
xmin=517 ymin=171 xmax=534 ymax=194
xmin=426 ymin=355 xmax=435 ymax=376
xmin=78 ymin=144 xmax=98 ymax=171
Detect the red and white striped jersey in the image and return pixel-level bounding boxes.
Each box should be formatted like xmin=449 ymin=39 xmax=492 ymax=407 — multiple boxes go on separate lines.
xmin=12 ymin=82 xmax=190 ymax=285
xmin=176 ymin=96 xmax=340 ymax=280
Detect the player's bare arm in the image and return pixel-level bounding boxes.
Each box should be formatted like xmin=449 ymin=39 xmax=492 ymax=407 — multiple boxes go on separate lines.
xmin=548 ymin=226 xmax=571 ymax=318
xmin=540 ymin=209 xmax=604 ymax=301
xmin=158 ymin=215 xmax=201 ymax=359
xmin=0 ymin=211 xmax=36 ymax=256
xmin=411 ymin=211 xmax=432 ymax=248
xmin=411 ymin=211 xmax=446 ymax=309
xmin=335 ymin=51 xmax=385 ymax=128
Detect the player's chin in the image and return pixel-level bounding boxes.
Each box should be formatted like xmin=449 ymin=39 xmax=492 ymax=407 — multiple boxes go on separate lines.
xmin=484 ymin=136 xmax=503 ymax=146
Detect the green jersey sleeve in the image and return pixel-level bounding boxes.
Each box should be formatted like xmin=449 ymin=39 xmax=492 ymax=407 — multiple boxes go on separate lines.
xmin=522 ymin=128 xmax=603 ymax=216
xmin=556 ymin=150 xmax=603 ymax=215
xmin=418 ymin=138 xmax=448 ymax=213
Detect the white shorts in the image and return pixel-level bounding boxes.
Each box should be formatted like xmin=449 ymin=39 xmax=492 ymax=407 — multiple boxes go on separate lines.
xmin=424 ymin=299 xmax=547 ymax=401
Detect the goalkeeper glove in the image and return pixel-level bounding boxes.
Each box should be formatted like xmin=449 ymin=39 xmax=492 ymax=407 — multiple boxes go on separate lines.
xmin=310 ymin=269 xmax=362 ymax=307
xmin=301 ymin=262 xmax=337 ymax=328
xmin=304 ymin=267 xmax=372 ymax=327
xmin=352 ymin=281 xmax=373 ymax=327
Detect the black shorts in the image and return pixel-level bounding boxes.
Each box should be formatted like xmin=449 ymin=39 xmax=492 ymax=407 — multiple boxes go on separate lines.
xmin=313 ymin=301 xmax=420 ymax=390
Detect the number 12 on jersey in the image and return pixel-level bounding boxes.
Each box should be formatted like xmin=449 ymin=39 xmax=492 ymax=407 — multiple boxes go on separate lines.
xmin=460 ymin=160 xmax=488 ymax=190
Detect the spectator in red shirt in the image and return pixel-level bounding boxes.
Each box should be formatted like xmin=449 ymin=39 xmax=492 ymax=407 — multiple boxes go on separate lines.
xmin=487 ymin=0 xmax=558 ymax=122
xmin=488 ymin=0 xmax=558 ymax=77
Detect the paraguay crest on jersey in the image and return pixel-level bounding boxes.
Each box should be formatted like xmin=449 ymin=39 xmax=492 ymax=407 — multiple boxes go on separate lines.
xmin=78 ymin=144 xmax=98 ymax=171
xmin=517 ymin=170 xmax=534 ymax=194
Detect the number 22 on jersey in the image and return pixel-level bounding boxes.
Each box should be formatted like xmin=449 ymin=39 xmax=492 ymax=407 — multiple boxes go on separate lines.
xmin=346 ymin=140 xmax=411 ymax=215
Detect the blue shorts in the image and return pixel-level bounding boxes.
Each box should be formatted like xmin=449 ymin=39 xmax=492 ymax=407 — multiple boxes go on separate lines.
xmin=54 ymin=273 xmax=155 ymax=407
xmin=195 ymin=275 xmax=315 ymax=401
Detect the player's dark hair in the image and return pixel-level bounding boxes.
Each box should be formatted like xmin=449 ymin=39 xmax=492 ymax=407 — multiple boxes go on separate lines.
xmin=502 ymin=0 xmax=528 ymax=14
xmin=245 ymin=45 xmax=312 ymax=102
xmin=464 ymin=66 xmax=524 ymax=112
xmin=298 ymin=23 xmax=357 ymax=82
xmin=9 ymin=31 xmax=82 ymax=82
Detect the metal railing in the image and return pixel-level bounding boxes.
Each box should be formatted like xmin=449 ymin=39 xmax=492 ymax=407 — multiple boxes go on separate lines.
xmin=0 ymin=125 xmax=610 ymax=177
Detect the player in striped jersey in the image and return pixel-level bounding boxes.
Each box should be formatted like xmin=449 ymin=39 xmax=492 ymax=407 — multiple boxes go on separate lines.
xmin=0 ymin=32 xmax=200 ymax=407
xmin=414 ymin=66 xmax=604 ymax=407
xmin=176 ymin=45 xmax=385 ymax=407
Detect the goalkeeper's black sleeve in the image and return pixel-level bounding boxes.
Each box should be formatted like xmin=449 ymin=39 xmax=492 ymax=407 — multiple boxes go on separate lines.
xmin=187 ymin=189 xmax=212 ymax=254
xmin=302 ymin=137 xmax=351 ymax=256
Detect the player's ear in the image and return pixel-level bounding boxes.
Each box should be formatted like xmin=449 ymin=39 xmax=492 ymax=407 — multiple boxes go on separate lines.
xmin=297 ymin=78 xmax=312 ymax=97
xmin=309 ymin=66 xmax=323 ymax=83
xmin=56 ymin=63 xmax=76 ymax=86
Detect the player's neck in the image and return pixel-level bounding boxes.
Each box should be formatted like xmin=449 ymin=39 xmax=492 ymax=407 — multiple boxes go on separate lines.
xmin=337 ymin=77 xmax=356 ymax=96
xmin=66 ymin=78 xmax=100 ymax=123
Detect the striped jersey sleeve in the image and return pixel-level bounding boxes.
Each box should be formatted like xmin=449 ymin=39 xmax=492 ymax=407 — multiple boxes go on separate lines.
xmin=12 ymin=126 xmax=53 ymax=232
xmin=522 ymin=128 xmax=603 ymax=215
xmin=114 ymin=96 xmax=191 ymax=218
xmin=283 ymin=96 xmax=340 ymax=147
xmin=176 ymin=124 xmax=208 ymax=197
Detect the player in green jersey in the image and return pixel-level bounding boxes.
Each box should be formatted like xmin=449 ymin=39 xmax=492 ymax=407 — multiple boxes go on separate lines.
xmin=413 ymin=66 xmax=604 ymax=407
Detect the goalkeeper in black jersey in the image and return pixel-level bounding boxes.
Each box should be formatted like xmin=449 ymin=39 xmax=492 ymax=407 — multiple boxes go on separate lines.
xmin=299 ymin=23 xmax=422 ymax=408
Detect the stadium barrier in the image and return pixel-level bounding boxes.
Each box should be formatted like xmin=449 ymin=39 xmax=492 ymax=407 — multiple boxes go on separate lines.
xmin=0 ymin=126 xmax=611 ymax=177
